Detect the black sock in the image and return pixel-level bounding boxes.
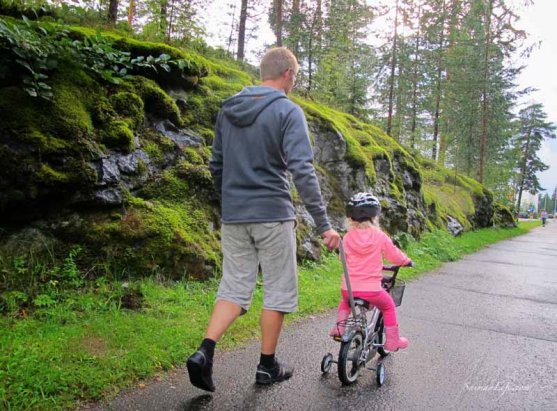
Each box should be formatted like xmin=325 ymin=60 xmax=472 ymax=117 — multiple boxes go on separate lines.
xmin=260 ymin=353 xmax=275 ymax=368
xmin=200 ymin=338 xmax=216 ymax=359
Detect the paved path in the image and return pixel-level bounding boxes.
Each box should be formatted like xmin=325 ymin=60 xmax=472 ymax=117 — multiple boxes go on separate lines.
xmin=86 ymin=223 xmax=557 ymax=410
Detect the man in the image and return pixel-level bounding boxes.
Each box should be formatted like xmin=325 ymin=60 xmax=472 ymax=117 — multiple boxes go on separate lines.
xmin=186 ymin=47 xmax=340 ymax=392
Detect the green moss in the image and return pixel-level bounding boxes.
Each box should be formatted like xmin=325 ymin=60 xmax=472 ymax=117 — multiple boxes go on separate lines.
xmin=125 ymin=77 xmax=181 ymax=125
xmin=139 ymin=170 xmax=189 ymax=202
xmin=45 ymin=65 xmax=101 ymax=139
xmin=175 ymin=160 xmax=213 ymax=190
xmin=493 ymin=202 xmax=515 ymax=227
xmin=183 ymin=147 xmax=204 ymax=165
xmin=89 ymin=196 xmax=220 ymax=279
xmin=100 ymin=120 xmax=135 ymax=152
xmin=143 ymin=141 xmax=163 ymax=163
xmin=92 ymin=97 xmax=117 ymax=127
xmin=109 ymin=92 xmax=145 ymax=130
xmin=37 ymin=164 xmax=71 ymax=185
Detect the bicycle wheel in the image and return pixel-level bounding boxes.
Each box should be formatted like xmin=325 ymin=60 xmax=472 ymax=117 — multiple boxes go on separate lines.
xmin=338 ymin=332 xmax=363 ymax=385
xmin=376 ymin=314 xmax=390 ymax=358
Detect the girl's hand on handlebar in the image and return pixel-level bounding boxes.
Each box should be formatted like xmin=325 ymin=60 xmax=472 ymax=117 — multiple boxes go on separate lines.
xmin=405 ymin=260 xmax=414 ymax=268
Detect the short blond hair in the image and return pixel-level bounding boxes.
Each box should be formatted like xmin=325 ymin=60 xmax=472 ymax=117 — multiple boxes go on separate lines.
xmin=346 ymin=217 xmax=380 ymax=230
xmin=260 ymin=47 xmax=299 ymax=81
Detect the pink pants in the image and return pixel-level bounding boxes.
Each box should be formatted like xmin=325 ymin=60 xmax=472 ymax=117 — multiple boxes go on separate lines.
xmin=336 ymin=289 xmax=398 ymax=326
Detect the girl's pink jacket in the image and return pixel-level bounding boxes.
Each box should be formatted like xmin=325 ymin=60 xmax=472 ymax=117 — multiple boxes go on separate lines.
xmin=342 ymin=227 xmax=411 ymax=292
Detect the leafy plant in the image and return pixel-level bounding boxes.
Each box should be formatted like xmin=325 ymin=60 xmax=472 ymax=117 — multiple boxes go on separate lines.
xmin=0 ymin=16 xmax=58 ymax=98
xmin=0 ymin=18 xmax=188 ymax=99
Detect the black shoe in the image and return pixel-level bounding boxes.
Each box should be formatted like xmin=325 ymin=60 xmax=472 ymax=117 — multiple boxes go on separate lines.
xmin=255 ymin=359 xmax=293 ymax=385
xmin=187 ymin=348 xmax=215 ymax=392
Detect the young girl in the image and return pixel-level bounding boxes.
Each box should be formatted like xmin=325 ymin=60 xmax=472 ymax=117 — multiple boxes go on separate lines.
xmin=330 ymin=192 xmax=411 ymax=352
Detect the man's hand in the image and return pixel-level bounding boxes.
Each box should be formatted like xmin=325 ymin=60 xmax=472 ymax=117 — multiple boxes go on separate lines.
xmin=321 ymin=229 xmax=341 ymax=251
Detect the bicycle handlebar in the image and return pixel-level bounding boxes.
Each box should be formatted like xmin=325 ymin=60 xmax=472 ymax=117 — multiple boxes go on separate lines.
xmin=381 ymin=262 xmax=412 ymax=288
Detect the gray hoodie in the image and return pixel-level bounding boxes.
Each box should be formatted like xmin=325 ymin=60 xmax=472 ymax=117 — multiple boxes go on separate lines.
xmin=209 ymin=86 xmax=331 ymax=234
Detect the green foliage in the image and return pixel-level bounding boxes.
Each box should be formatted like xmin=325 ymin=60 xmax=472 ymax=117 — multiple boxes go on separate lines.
xmin=0 ymin=15 xmax=58 ymax=98
xmin=0 ymin=246 xmax=84 ymax=315
xmin=0 ymin=17 xmax=194 ymax=99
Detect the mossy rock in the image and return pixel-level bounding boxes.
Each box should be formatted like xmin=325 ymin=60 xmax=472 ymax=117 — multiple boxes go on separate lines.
xmin=84 ymin=196 xmax=221 ymax=280
xmin=124 ymin=77 xmax=181 ymax=125
xmin=493 ymin=203 xmax=516 ymax=228
xmin=109 ymin=92 xmax=145 ymax=130
xmin=100 ymin=120 xmax=135 ymax=152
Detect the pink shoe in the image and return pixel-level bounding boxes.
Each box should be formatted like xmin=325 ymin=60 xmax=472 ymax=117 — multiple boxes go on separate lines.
xmin=384 ymin=325 xmax=409 ymax=351
xmin=329 ymin=324 xmax=345 ymax=337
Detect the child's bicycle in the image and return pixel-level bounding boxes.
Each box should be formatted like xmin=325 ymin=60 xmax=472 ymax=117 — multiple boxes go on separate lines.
xmin=320 ymin=242 xmax=409 ymax=386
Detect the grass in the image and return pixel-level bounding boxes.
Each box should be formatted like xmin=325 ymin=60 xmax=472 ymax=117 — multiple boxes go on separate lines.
xmin=0 ymin=221 xmax=541 ymax=410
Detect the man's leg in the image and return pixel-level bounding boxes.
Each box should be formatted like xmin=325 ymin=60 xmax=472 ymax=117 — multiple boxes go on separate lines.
xmin=260 ymin=309 xmax=284 ymax=354
xmin=187 ymin=224 xmax=257 ymax=392
xmin=253 ymin=221 xmax=296 ymax=384
xmin=206 ymin=300 xmax=243 ymax=342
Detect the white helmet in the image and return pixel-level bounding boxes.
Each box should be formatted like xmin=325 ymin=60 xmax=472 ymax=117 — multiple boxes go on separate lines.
xmin=346 ymin=192 xmax=381 ymax=222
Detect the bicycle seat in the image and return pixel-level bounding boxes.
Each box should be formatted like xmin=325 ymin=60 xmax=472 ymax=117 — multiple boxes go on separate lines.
xmin=353 ymin=298 xmax=370 ymax=310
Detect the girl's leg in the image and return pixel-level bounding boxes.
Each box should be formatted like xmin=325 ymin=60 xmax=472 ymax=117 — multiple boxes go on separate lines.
xmin=355 ymin=290 xmax=409 ymax=351
xmin=363 ymin=290 xmax=397 ymax=326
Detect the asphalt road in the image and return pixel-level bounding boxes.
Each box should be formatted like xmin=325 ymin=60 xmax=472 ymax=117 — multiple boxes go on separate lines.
xmin=85 ymin=222 xmax=557 ymax=411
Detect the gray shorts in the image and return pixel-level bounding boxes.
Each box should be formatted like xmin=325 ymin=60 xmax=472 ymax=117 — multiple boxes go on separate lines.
xmin=217 ymin=221 xmax=298 ymax=313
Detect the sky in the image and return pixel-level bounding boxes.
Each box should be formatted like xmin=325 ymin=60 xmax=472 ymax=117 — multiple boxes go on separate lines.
xmin=200 ymin=0 xmax=557 ymax=194
xmin=515 ymin=0 xmax=557 ymax=195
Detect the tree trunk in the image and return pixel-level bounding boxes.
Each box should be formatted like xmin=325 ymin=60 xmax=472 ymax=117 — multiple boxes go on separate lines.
xmin=479 ymin=0 xmax=493 ymax=183
xmin=274 ymin=0 xmax=283 ymax=47
xmin=227 ymin=2 xmax=237 ymax=54
xmin=307 ymin=0 xmax=322 ymax=94
xmin=432 ymin=0 xmax=446 ymax=161
xmin=167 ymin=0 xmax=176 ymax=41
xmin=160 ymin=0 xmax=168 ymax=39
xmin=516 ymin=129 xmax=532 ymax=214
xmin=410 ymin=6 xmax=421 ymax=149
xmin=386 ymin=0 xmax=399 ymax=137
xmin=291 ymin=0 xmax=300 ymax=56
xmin=237 ymin=0 xmax=248 ymax=61
xmin=108 ymin=0 xmax=118 ymax=23
xmin=465 ymin=121 xmax=473 ymax=176
xmin=438 ymin=0 xmax=458 ymax=166
xmin=127 ymin=0 xmax=135 ymax=26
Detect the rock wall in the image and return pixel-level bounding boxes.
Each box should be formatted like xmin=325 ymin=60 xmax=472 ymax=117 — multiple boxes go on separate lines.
xmin=0 ymin=22 xmax=500 ymax=282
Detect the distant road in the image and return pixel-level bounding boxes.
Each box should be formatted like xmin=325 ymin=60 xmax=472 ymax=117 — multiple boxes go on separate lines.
xmin=85 ymin=223 xmax=557 ymax=411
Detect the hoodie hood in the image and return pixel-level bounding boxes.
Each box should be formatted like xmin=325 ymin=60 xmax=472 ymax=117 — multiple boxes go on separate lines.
xmin=221 ymin=86 xmax=287 ymax=127
xmin=345 ymin=228 xmax=381 ymax=255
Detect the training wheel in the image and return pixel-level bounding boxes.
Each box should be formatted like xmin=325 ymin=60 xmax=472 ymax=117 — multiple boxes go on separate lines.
xmin=376 ymin=362 xmax=386 ymax=386
xmin=321 ymin=353 xmax=334 ymax=374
